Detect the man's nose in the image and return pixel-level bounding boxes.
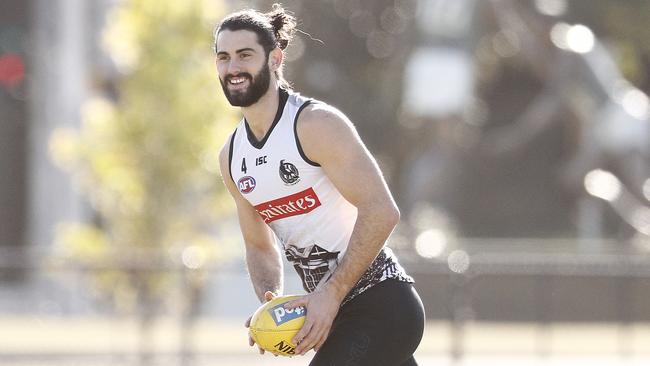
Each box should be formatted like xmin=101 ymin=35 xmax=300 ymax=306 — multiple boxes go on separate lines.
xmin=227 ymin=59 xmax=242 ymax=75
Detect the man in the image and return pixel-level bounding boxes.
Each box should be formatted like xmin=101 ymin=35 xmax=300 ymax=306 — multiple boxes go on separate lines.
xmin=215 ymin=4 xmax=424 ymax=365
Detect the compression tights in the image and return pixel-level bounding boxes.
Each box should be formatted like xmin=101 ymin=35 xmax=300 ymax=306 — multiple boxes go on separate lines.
xmin=309 ymin=279 xmax=425 ymax=366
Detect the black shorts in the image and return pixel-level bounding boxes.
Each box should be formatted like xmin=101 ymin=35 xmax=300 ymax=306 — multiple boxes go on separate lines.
xmin=310 ymin=279 xmax=425 ymax=366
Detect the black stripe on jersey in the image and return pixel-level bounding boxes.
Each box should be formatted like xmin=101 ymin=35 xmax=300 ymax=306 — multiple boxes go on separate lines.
xmin=227 ymin=129 xmax=236 ymax=182
xmin=294 ymin=100 xmax=321 ymax=167
xmin=244 ymin=88 xmax=289 ymax=149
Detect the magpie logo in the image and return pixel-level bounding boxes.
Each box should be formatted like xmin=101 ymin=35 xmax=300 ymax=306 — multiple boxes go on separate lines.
xmin=279 ymin=159 xmax=300 ymax=185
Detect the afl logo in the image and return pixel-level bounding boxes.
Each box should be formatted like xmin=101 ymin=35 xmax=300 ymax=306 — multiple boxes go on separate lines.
xmin=238 ymin=176 xmax=256 ymax=194
xmin=279 ymin=160 xmax=300 ymax=185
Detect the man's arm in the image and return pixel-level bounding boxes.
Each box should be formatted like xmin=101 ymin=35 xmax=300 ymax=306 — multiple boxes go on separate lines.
xmin=218 ymin=142 xmax=284 ymax=302
xmin=286 ymin=104 xmax=400 ymax=354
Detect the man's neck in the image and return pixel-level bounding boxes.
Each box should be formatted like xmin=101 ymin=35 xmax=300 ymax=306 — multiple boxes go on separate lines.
xmin=242 ymin=84 xmax=281 ymax=141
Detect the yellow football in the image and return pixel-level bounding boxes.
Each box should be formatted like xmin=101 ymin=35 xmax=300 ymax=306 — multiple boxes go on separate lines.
xmin=249 ymin=295 xmax=306 ymax=356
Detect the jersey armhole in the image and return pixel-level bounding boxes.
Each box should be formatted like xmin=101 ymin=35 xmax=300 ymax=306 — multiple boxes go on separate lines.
xmin=293 ymin=100 xmax=321 ymax=167
xmin=227 ymin=129 xmax=237 ymax=182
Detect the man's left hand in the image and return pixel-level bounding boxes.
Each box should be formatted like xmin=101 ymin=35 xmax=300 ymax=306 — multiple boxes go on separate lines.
xmin=283 ymin=288 xmax=341 ymax=355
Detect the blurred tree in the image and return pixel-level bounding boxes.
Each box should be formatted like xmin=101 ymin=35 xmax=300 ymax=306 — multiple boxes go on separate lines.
xmin=49 ymin=0 xmax=235 ymax=364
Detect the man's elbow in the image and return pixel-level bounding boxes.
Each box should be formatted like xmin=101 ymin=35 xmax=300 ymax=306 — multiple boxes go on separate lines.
xmin=386 ymin=204 xmax=400 ymax=228
xmin=359 ymin=200 xmax=400 ymax=228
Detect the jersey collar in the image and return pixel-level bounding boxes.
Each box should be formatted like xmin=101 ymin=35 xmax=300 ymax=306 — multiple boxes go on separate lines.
xmin=244 ymin=88 xmax=289 ymax=149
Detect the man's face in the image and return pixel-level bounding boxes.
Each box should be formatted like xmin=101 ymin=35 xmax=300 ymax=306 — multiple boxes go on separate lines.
xmin=216 ymin=29 xmax=271 ymax=107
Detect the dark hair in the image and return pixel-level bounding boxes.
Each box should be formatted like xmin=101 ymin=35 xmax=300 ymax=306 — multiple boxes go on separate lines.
xmin=215 ymin=3 xmax=296 ymax=90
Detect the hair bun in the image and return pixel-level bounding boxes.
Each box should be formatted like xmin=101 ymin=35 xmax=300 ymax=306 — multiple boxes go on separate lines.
xmin=266 ymin=3 xmax=296 ymax=50
xmin=270 ymin=12 xmax=286 ymax=32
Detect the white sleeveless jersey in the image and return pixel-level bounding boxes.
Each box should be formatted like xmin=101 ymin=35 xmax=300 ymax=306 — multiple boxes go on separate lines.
xmin=228 ymin=89 xmax=413 ymax=304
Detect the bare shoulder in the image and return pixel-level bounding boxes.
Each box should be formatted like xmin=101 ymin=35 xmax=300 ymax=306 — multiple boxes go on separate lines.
xmin=218 ymin=131 xmax=238 ymax=184
xmin=301 ymin=102 xmax=353 ymax=126
xmin=218 ymin=136 xmax=231 ymax=171
xmin=297 ymin=103 xmax=359 ymax=143
xmin=297 ymin=102 xmax=365 ymax=165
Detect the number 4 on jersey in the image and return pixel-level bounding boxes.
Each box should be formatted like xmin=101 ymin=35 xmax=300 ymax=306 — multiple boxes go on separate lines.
xmin=241 ymin=158 xmax=247 ymax=174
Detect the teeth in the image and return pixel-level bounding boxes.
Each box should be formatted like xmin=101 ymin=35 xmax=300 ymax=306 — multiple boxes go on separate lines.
xmin=230 ymin=77 xmax=246 ymax=85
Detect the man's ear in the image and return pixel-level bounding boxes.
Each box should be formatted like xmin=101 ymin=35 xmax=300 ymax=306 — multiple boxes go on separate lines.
xmin=269 ymin=47 xmax=283 ymax=71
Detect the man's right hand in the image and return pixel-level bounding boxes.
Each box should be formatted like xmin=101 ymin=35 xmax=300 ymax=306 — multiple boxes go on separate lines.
xmin=245 ymin=291 xmax=277 ymax=355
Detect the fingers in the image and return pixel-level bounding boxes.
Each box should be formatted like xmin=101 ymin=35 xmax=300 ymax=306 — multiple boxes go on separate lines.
xmin=295 ymin=322 xmax=327 ymax=355
xmin=284 ymin=297 xmax=308 ymax=310
xmin=247 ymin=316 xmax=255 ymax=348
xmin=286 ymin=295 xmax=328 ymax=355
xmin=248 ymin=294 xmax=276 ymax=357
xmin=313 ymin=330 xmax=329 ymax=353
xmin=264 ymin=291 xmax=276 ymax=302
xmin=292 ymin=319 xmax=312 ymax=346
xmin=246 ymin=316 xmax=255 ymax=348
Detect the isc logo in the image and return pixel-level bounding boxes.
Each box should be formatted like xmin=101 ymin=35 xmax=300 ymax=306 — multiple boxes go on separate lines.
xmin=237 ymin=176 xmax=256 ymax=194
xmin=269 ymin=303 xmax=306 ymax=326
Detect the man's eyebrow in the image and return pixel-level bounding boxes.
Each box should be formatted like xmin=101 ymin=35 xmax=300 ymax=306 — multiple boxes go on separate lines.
xmin=216 ymin=47 xmax=257 ymax=57
xmin=235 ymin=47 xmax=256 ymax=54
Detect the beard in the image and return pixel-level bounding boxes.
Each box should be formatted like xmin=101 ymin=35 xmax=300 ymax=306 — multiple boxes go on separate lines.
xmin=220 ymin=63 xmax=271 ymax=107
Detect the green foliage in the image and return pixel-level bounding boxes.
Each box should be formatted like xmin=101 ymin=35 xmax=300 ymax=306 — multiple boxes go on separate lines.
xmin=50 ymin=0 xmax=237 ymax=312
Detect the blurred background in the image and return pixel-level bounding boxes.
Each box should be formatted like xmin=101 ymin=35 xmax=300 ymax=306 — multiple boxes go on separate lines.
xmin=1 ymin=0 xmax=650 ymax=365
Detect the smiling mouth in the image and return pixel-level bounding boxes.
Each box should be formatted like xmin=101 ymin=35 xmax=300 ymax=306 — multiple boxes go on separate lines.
xmin=228 ymin=76 xmax=249 ymax=89
xmin=229 ymin=76 xmax=246 ymax=84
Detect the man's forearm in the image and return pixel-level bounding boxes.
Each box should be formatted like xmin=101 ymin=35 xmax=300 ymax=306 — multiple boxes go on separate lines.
xmin=246 ymin=245 xmax=284 ymax=302
xmin=322 ymin=205 xmax=399 ymax=302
